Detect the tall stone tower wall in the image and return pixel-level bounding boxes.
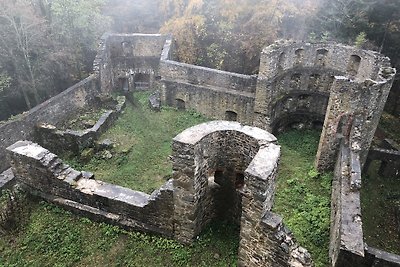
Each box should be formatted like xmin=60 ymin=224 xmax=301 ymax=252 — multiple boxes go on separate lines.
xmin=254 ymin=40 xmax=396 ymax=170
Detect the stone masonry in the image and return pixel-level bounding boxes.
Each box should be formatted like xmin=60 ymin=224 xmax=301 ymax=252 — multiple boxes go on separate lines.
xmin=6 ymin=141 xmax=174 ymax=236
xmin=1 ymin=33 xmax=399 ymax=267
xmin=6 ymin=121 xmax=315 ymax=267
xmin=172 ymin=121 xmax=312 ymax=267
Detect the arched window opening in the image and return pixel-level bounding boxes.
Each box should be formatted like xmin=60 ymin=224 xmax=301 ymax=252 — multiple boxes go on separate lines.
xmin=347 ymin=55 xmax=361 ymax=77
xmin=315 ymin=49 xmax=328 ymax=66
xmin=119 ymin=78 xmax=129 ymax=93
xmin=294 ymin=48 xmax=304 ymax=66
xmin=235 ymin=173 xmax=245 ymax=189
xmin=290 ymin=73 xmax=302 ymax=89
xmin=121 ymin=41 xmax=131 ymax=56
xmin=309 ymin=74 xmax=321 ymax=90
xmin=225 ymin=111 xmax=238 ymax=121
xmin=176 ymin=98 xmax=186 ymax=110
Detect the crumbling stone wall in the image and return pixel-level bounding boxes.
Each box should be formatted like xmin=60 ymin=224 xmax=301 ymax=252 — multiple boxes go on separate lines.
xmin=6 ymin=141 xmax=174 ymax=236
xmin=0 ymin=75 xmax=101 ymax=173
xmin=6 ymin=121 xmax=315 ymax=267
xmin=160 ymin=38 xmax=257 ymax=125
xmin=330 ymin=139 xmax=400 ymax=267
xmin=160 ymin=37 xmax=395 ymax=171
xmin=0 ymin=169 xmax=15 ymax=193
xmin=365 ymin=144 xmax=400 ymax=178
xmin=172 ymin=121 xmax=312 ymax=267
xmin=103 ymin=33 xmax=167 ymax=92
xmin=93 ymin=33 xmax=114 ymax=93
xmin=254 ymin=40 xmax=395 ymax=170
xmin=34 ymin=96 xmax=125 ymax=155
xmin=330 ymin=139 xmax=364 ymax=267
xmin=1 ymin=33 xmax=398 ymax=266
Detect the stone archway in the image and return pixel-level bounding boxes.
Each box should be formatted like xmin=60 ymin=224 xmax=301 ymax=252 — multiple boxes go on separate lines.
xmin=171 ymin=121 xmax=281 ymax=265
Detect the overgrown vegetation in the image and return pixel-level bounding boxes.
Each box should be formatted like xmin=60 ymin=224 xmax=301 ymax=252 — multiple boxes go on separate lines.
xmin=0 ymin=199 xmax=239 ymax=267
xmin=64 ymin=92 xmax=208 ymax=193
xmin=274 ymin=129 xmax=332 ymax=267
xmin=0 ymin=187 xmax=30 ymax=234
xmin=160 ymin=0 xmax=317 ymax=74
xmin=59 ymin=108 xmax=107 ymax=131
xmin=362 ymin=161 xmax=400 ymax=255
xmin=0 ymin=0 xmax=110 ymax=120
xmin=377 ymin=112 xmax=400 ymax=145
xmin=1 ymin=128 xmax=332 ymax=266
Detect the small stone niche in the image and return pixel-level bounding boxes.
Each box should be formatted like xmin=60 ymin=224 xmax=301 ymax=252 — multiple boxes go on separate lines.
xmin=175 ymin=98 xmax=186 ymax=110
xmin=294 ymin=48 xmax=305 ymax=66
xmin=315 ymin=48 xmax=328 ymax=66
xmin=347 ymin=54 xmax=362 ymax=77
xmin=225 ymin=110 xmax=238 ymax=121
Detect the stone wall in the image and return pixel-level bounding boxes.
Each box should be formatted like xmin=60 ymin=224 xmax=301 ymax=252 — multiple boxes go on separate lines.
xmin=0 ymin=169 xmax=15 ymax=193
xmin=160 ymin=38 xmax=257 ymax=124
xmin=317 ymin=73 xmax=394 ymax=170
xmin=105 ymin=33 xmax=167 ymax=92
xmin=6 ymin=141 xmax=174 ymax=236
xmin=1 ymin=33 xmax=398 ymax=267
xmin=364 ymin=139 xmax=400 ymax=178
xmin=0 ymin=75 xmax=101 ymax=173
xmin=94 ymin=33 xmax=114 ymax=93
xmin=330 ymin=140 xmax=365 ymax=267
xmin=34 ymin=96 xmax=125 ymax=155
xmin=159 ymin=37 xmax=395 ymax=172
xmin=329 ymin=139 xmax=400 ymax=267
xmin=172 ymin=121 xmax=312 ymax=267
xmin=253 ymin=40 xmax=395 ymax=170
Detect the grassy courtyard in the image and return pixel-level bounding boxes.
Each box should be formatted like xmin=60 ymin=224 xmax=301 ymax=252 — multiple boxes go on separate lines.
xmin=1 ymin=96 xmax=332 ymax=266
xmin=65 ymin=92 xmax=208 ymax=194
xmin=274 ymin=129 xmax=332 ymax=267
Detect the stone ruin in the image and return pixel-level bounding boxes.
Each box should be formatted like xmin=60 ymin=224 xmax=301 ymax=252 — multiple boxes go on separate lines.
xmin=0 ymin=33 xmax=399 ymax=267
xmin=35 ymin=95 xmax=126 ymax=156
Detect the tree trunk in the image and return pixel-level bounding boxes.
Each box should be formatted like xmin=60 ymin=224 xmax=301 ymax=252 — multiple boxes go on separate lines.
xmin=379 ymin=20 xmax=391 ymax=53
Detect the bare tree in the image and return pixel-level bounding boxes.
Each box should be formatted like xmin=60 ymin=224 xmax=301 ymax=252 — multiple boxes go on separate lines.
xmin=0 ymin=0 xmax=47 ymax=109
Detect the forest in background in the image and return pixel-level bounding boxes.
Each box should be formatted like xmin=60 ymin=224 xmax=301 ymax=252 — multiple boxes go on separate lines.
xmin=0 ymin=0 xmax=399 ymax=120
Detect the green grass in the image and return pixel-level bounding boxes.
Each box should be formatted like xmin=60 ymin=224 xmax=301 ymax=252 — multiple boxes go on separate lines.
xmin=0 ymin=199 xmax=239 ymax=267
xmin=65 ymin=92 xmax=208 ymax=194
xmin=378 ymin=112 xmax=400 ymax=145
xmin=2 ymin=112 xmax=333 ymax=266
xmin=274 ymin=129 xmax=332 ymax=267
xmin=361 ymin=161 xmax=400 ymax=255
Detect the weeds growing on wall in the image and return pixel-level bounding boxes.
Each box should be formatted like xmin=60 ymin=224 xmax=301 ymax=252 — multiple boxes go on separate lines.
xmin=274 ymin=129 xmax=332 ymax=267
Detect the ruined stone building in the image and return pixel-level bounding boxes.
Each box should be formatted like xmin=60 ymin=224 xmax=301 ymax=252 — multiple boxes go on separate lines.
xmin=1 ymin=33 xmax=399 ymax=267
